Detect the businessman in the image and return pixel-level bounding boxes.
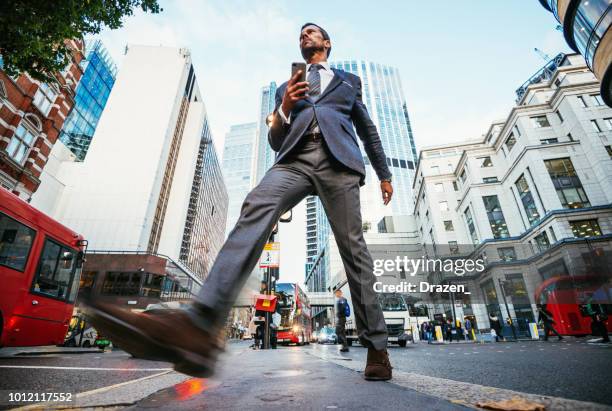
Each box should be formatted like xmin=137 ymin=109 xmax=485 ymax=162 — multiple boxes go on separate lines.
xmin=85 ymin=23 xmax=394 ymax=381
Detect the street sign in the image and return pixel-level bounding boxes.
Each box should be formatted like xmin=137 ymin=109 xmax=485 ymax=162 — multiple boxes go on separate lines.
xmin=260 ymin=242 xmax=280 ymax=268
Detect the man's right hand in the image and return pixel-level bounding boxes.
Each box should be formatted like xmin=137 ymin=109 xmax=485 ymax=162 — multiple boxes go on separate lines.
xmin=281 ymin=70 xmax=309 ymax=118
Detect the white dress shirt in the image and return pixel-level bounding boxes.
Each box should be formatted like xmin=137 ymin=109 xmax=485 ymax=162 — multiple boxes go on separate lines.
xmin=278 ymin=61 xmax=334 ymax=124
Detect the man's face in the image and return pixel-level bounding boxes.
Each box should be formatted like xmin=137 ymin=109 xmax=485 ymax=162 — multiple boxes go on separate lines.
xmin=335 ymin=290 xmax=342 ymax=298
xmin=300 ymin=25 xmax=330 ymax=59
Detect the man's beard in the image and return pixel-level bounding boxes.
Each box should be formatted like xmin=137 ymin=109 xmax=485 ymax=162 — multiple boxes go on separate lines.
xmin=301 ymin=43 xmax=325 ymax=60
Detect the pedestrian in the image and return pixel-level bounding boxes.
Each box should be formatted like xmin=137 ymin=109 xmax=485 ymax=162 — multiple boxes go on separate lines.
xmin=335 ymin=289 xmax=350 ymax=352
xmin=84 ymin=22 xmax=395 ymax=381
xmin=489 ymin=313 xmax=503 ymax=342
xmin=249 ymin=318 xmax=259 ymax=349
xmin=591 ymin=312 xmax=610 ymax=343
xmin=464 ymin=318 xmax=472 ymax=341
xmin=446 ymin=319 xmax=453 ymax=342
xmin=537 ymin=304 xmax=563 ymax=341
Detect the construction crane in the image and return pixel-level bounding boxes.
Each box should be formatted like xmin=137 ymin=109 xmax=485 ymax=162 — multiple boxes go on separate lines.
xmin=534 ymin=48 xmax=552 ymax=62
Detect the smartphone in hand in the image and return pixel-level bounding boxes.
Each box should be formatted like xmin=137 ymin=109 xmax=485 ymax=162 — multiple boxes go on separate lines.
xmin=291 ymin=62 xmax=306 ymax=83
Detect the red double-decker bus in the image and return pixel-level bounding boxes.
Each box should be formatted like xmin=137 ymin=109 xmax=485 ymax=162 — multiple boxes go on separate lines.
xmin=0 ymin=188 xmax=86 ymax=347
xmin=276 ymin=283 xmax=312 ymax=345
xmin=534 ymin=274 xmax=611 ymax=336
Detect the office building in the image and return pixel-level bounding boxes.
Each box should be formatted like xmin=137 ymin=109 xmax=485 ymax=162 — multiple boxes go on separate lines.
xmin=59 ymin=39 xmax=117 ymax=161
xmin=0 ymin=39 xmax=85 ymax=199
xmin=254 ymin=82 xmax=277 ymax=185
xmin=222 ymin=122 xmax=258 ymax=236
xmin=538 ymin=0 xmax=612 ymax=105
xmin=413 ymin=53 xmax=612 ymax=331
xmin=49 ymin=46 xmax=228 ymax=308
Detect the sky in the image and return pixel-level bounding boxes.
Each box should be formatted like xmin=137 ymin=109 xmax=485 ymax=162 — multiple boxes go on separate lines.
xmin=98 ymin=1 xmax=572 ymax=287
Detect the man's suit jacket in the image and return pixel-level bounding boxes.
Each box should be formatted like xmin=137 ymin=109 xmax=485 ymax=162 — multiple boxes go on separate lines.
xmin=267 ymin=68 xmax=392 ymax=186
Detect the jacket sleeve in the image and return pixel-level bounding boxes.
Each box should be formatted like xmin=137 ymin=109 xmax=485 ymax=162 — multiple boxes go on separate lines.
xmin=268 ymin=86 xmax=291 ymax=152
xmin=350 ymin=76 xmax=392 ymax=181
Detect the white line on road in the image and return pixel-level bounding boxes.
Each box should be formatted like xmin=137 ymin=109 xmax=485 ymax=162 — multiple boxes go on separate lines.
xmin=0 ymin=365 xmax=172 ymax=371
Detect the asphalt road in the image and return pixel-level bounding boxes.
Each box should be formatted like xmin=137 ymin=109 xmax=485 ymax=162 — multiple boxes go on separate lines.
xmin=324 ymin=338 xmax=612 ymax=406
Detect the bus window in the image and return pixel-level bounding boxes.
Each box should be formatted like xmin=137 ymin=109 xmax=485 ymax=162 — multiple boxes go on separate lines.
xmin=31 ymin=238 xmax=77 ymax=301
xmin=0 ymin=212 xmax=35 ymax=272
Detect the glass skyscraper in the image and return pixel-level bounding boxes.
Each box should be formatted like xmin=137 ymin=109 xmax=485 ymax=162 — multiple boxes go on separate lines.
xmin=59 ymin=39 xmax=116 ymax=160
xmin=254 ymin=82 xmax=277 ymax=184
xmin=222 ymin=122 xmax=258 ymax=236
xmin=306 ymin=60 xmax=417 ymax=291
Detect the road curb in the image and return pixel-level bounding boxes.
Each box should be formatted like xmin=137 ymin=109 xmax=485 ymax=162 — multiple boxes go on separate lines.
xmin=307 ymin=349 xmax=612 ymax=411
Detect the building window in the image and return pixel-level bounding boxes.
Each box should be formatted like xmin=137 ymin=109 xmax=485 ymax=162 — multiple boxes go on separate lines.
xmin=0 ymin=212 xmax=36 ymax=272
xmin=6 ymin=122 xmax=37 ymax=164
xmin=448 ymin=241 xmax=459 ymax=255
xmin=531 ymin=115 xmax=551 ymax=128
xmin=515 ymin=174 xmax=540 ymax=226
xmin=439 ymin=201 xmax=449 ymax=211
xmin=514 ymin=125 xmax=521 ymax=137
xmin=141 ymin=273 xmax=164 ymax=297
xmin=570 ymin=219 xmax=602 ymax=238
xmin=452 ymin=181 xmax=459 ymax=191
xmin=540 ymin=138 xmax=559 ymax=144
xmin=556 ymin=110 xmax=564 ymax=123
xmin=399 ymin=159 xmax=407 ymax=168
xmin=32 ymin=83 xmax=59 ymax=116
xmin=444 ymin=220 xmax=454 ymax=231
xmin=482 ymin=195 xmax=509 ymax=239
xmin=102 ymin=272 xmax=143 ymax=296
xmin=544 ymin=158 xmax=590 ymax=209
xmin=606 ymin=145 xmax=612 ymax=158
xmin=534 ymin=232 xmax=550 ymax=252
xmin=31 ymin=238 xmax=78 ymax=302
xmin=479 ymin=156 xmax=493 ymax=167
xmin=604 ymin=118 xmax=612 ymax=130
xmin=482 ymin=177 xmax=499 ymax=183
xmin=591 ymin=120 xmax=602 ymax=132
xmin=578 ymin=95 xmax=588 ymax=108
xmin=504 ymin=133 xmax=516 ymax=152
xmin=591 ymin=94 xmax=604 ymax=106
xmin=459 ymin=169 xmax=467 ymax=183
xmin=549 ymin=227 xmax=557 ymax=243
xmin=434 ymin=183 xmax=444 ymax=193
xmin=392 ymin=158 xmax=399 ymax=167
xmin=464 ymin=206 xmax=478 ymax=245
xmin=497 ymin=247 xmax=516 ymax=262
xmin=431 ymin=165 xmax=439 ymax=175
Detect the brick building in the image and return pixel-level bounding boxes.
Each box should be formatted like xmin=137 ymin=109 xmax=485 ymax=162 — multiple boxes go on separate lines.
xmin=0 ymin=39 xmax=85 ymax=199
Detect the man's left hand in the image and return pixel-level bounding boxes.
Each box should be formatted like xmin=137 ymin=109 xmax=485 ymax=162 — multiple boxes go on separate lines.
xmin=381 ymin=181 xmax=393 ymax=205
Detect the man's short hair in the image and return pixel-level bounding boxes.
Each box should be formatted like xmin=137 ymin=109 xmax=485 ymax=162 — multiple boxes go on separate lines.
xmin=301 ymin=22 xmax=331 ymax=57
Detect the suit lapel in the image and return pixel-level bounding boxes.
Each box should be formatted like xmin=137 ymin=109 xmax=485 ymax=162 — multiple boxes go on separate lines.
xmin=315 ymin=68 xmax=344 ymax=102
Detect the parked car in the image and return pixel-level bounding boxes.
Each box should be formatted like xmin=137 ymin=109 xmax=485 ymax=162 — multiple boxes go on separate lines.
xmin=317 ymin=327 xmax=337 ymax=344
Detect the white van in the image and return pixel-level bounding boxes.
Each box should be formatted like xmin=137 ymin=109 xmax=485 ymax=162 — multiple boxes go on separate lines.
xmin=344 ymin=293 xmax=429 ymax=347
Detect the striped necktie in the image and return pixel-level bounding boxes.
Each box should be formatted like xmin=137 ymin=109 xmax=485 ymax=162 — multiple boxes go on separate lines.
xmin=306 ymin=64 xmax=323 ymax=134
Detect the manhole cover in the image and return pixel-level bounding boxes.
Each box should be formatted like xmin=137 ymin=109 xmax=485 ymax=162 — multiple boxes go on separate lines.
xmin=263 ymin=369 xmax=310 ymax=378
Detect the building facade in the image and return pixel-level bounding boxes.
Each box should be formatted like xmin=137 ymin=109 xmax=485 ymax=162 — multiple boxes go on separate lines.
xmin=222 ymin=122 xmax=258 ymax=236
xmin=539 ymin=0 xmax=612 ymax=105
xmin=50 ymin=46 xmax=228 ymax=298
xmin=0 ymin=39 xmax=85 ymax=199
xmin=306 ymin=60 xmax=418 ymax=292
xmin=413 ymin=53 xmax=612 ymax=331
xmin=59 ymin=39 xmax=117 ymax=161
xmin=254 ymin=82 xmax=277 ymax=185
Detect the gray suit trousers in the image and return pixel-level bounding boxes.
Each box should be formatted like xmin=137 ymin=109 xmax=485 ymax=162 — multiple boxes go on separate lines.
xmin=196 ymin=137 xmax=388 ymax=350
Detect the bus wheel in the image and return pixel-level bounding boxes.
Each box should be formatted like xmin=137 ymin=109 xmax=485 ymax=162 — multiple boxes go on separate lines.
xmin=347 ymin=339 xmax=353 ymax=347
xmin=83 ymin=341 xmax=91 ymax=348
xmin=398 ymin=340 xmax=407 ymax=347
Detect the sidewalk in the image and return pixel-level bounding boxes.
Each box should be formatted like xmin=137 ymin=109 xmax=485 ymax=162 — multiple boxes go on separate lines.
xmin=128 ymin=342 xmax=466 ymax=410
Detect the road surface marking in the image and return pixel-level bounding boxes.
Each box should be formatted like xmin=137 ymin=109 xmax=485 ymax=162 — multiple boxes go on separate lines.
xmin=0 ymin=365 xmax=172 ymax=371
xmin=12 ymin=371 xmax=174 ymax=411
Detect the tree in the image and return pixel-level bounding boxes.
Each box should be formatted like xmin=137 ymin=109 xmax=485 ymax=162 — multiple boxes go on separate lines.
xmin=0 ymin=1 xmax=161 ymax=81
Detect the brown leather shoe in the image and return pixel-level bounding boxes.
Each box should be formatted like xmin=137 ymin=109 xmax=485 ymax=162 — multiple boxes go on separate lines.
xmin=83 ymin=301 xmax=224 ymax=378
xmin=364 ymin=348 xmax=392 ymax=381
